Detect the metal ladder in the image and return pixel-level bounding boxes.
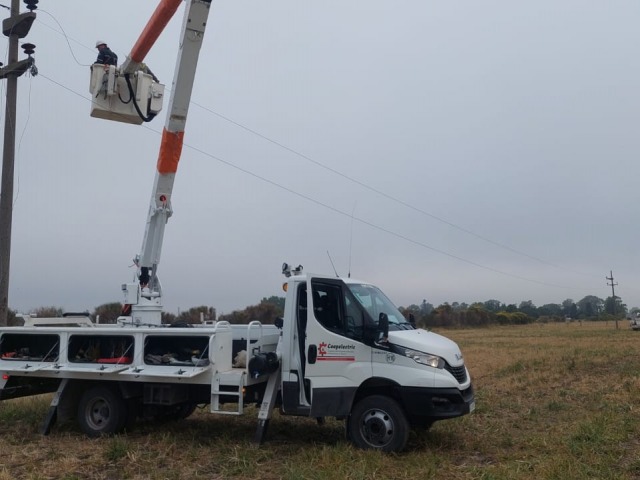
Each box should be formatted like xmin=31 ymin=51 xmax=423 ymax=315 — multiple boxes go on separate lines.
xmin=210 ymin=320 xmax=266 ymax=415
xmin=210 ymin=370 xmax=246 ymax=415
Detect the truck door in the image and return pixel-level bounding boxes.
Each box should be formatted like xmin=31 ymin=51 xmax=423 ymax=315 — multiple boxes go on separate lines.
xmin=300 ymin=277 xmax=372 ymax=418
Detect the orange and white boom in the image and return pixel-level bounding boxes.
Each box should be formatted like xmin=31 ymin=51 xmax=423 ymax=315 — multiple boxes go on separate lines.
xmin=120 ymin=0 xmax=183 ymax=75
xmin=121 ymin=0 xmax=212 ymax=325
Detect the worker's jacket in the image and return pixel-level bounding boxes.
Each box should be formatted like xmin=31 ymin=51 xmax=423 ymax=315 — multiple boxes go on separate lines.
xmin=96 ymin=47 xmax=118 ymax=66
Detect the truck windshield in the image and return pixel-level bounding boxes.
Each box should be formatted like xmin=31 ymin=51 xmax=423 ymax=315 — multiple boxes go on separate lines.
xmin=346 ymin=283 xmax=412 ymax=329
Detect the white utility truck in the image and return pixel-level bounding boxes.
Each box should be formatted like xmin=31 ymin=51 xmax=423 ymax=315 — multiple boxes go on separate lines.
xmin=0 ymin=0 xmax=474 ymax=452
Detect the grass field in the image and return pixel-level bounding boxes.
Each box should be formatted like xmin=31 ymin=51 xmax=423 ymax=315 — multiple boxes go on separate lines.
xmin=0 ymin=321 xmax=638 ymax=479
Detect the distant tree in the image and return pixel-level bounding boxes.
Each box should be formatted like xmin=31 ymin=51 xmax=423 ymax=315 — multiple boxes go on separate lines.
xmin=176 ymin=306 xmax=216 ymax=325
xmin=261 ymin=296 xmax=285 ymax=316
xmin=569 ymin=303 xmax=578 ymax=319
xmin=403 ymin=304 xmax=421 ymax=315
xmin=32 ymin=306 xmax=64 ymax=317
xmin=420 ymin=299 xmax=434 ymax=315
xmin=583 ymin=302 xmax=594 ymax=317
xmin=505 ymin=304 xmax=518 ymax=313
xmin=219 ymin=300 xmax=281 ymax=325
xmin=604 ymin=296 xmax=627 ymax=317
xmin=604 ymin=296 xmax=616 ymax=315
xmin=465 ymin=304 xmax=490 ymax=327
xmin=561 ymin=299 xmax=575 ymax=316
xmin=483 ymin=299 xmax=502 ymax=312
xmin=452 ymin=302 xmax=468 ymax=311
xmin=538 ymin=303 xmax=562 ymax=318
xmin=7 ymin=309 xmax=20 ymax=326
xmin=496 ymin=312 xmax=510 ymax=325
xmin=401 ymin=304 xmax=421 ymax=320
xmin=429 ymin=303 xmax=454 ymax=327
xmin=518 ymin=300 xmax=538 ymax=318
xmin=576 ymin=296 xmax=603 ymax=319
xmin=496 ymin=311 xmax=533 ymax=325
xmin=93 ymin=302 xmax=123 ymax=324
xmin=162 ymin=312 xmax=177 ymax=324
xmin=619 ymin=298 xmax=627 ymax=315
xmin=511 ymin=312 xmax=532 ymax=324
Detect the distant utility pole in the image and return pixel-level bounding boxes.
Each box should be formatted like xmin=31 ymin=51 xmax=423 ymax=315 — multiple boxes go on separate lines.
xmin=606 ymin=270 xmax=618 ymax=330
xmin=0 ymin=0 xmax=37 ymax=326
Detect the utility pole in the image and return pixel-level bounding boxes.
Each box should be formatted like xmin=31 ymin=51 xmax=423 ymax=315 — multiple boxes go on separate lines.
xmin=0 ymin=0 xmax=37 ymax=326
xmin=606 ymin=270 xmax=618 ymax=330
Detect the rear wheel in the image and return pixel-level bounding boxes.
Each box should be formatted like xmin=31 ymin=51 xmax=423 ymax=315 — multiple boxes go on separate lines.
xmin=347 ymin=395 xmax=409 ymax=452
xmin=77 ymin=385 xmax=127 ymax=437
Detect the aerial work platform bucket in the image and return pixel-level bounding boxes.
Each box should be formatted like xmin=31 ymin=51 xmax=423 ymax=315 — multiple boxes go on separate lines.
xmin=89 ymin=64 xmax=164 ymax=125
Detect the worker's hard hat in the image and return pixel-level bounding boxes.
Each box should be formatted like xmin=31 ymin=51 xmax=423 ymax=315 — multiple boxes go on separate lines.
xmin=95 ymin=40 xmax=106 ymax=48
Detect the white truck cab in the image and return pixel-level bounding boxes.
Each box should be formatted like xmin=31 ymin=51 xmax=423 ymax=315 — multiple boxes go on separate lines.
xmin=278 ymin=267 xmax=474 ymax=450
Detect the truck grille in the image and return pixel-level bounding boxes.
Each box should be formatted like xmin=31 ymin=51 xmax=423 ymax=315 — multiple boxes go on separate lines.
xmin=444 ymin=363 xmax=468 ymax=384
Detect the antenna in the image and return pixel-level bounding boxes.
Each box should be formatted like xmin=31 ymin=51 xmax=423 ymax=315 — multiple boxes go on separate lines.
xmin=327 ymin=251 xmax=339 ymax=277
xmin=348 ymin=202 xmax=357 ymax=278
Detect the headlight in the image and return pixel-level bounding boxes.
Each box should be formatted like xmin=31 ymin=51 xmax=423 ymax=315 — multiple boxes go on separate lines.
xmin=402 ymin=348 xmax=444 ymax=369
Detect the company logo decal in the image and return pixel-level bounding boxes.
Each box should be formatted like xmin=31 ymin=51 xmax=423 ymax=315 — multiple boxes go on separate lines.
xmin=455 ymin=353 xmax=463 ymax=361
xmin=317 ymin=342 xmax=355 ymax=362
xmin=386 ymin=353 xmax=396 ymax=364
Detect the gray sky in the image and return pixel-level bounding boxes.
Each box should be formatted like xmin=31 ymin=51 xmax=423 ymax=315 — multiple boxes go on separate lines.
xmin=3 ymin=1 xmax=639 ymax=315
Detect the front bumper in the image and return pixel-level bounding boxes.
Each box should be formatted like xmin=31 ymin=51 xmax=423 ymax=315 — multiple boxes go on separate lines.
xmin=399 ymin=384 xmax=475 ymax=421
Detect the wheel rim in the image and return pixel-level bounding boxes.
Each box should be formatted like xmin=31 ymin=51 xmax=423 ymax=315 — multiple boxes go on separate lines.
xmin=359 ymin=408 xmax=395 ymax=448
xmin=85 ymin=396 xmax=111 ymax=431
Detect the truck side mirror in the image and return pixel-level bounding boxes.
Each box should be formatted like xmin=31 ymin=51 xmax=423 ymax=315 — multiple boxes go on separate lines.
xmin=274 ymin=317 xmax=284 ymax=329
xmin=378 ymin=312 xmax=389 ymax=343
xmin=408 ymin=313 xmax=416 ymax=328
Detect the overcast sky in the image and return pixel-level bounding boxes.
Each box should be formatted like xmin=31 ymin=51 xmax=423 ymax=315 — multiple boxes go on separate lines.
xmin=2 ymin=1 xmax=639 ymax=315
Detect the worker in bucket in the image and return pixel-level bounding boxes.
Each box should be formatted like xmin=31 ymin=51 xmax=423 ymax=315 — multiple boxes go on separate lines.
xmin=95 ymin=40 xmax=118 ymax=66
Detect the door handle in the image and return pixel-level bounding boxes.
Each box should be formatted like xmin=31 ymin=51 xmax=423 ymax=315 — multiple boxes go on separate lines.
xmin=308 ymin=344 xmax=317 ymax=364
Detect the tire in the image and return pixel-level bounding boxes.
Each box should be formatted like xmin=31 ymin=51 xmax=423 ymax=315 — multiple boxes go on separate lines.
xmin=347 ymin=395 xmax=410 ymax=452
xmin=77 ymin=385 xmax=127 ymax=437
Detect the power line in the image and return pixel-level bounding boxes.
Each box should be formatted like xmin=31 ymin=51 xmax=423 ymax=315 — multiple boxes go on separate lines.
xmin=35 ymin=9 xmax=92 ymax=67
xmin=190 ymin=100 xmax=603 ymax=280
xmin=182 ymin=141 xmax=595 ymax=291
xmin=38 ymin=71 xmax=601 ymax=293
xmin=36 ymin=13 xmax=599 ymax=282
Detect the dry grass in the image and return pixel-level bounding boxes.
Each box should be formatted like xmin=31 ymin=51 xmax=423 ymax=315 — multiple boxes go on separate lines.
xmin=0 ymin=321 xmax=638 ymax=479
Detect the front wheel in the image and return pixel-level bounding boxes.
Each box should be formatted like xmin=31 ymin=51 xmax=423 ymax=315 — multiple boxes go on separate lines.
xmin=77 ymin=385 xmax=127 ymax=437
xmin=347 ymin=395 xmax=409 ymax=452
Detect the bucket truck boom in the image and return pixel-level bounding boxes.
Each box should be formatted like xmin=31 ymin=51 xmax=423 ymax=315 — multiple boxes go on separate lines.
xmin=90 ymin=0 xmax=212 ymax=325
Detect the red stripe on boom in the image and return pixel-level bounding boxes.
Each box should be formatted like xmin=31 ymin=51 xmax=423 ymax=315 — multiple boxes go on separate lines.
xmin=157 ymin=129 xmax=184 ymax=174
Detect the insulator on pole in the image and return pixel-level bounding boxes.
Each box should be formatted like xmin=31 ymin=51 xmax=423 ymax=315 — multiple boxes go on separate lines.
xmin=21 ymin=42 xmax=35 ymax=56
xmin=23 ymin=0 xmax=38 ymax=12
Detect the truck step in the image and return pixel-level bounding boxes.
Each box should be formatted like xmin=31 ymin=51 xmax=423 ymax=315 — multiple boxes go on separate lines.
xmin=210 ymin=371 xmax=245 ymax=415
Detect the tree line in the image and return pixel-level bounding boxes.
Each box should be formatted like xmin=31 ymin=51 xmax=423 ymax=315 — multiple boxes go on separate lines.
xmin=5 ymin=296 xmax=286 ymax=326
xmin=6 ymin=293 xmax=631 ymax=329
xmin=401 ymin=295 xmax=630 ymax=328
